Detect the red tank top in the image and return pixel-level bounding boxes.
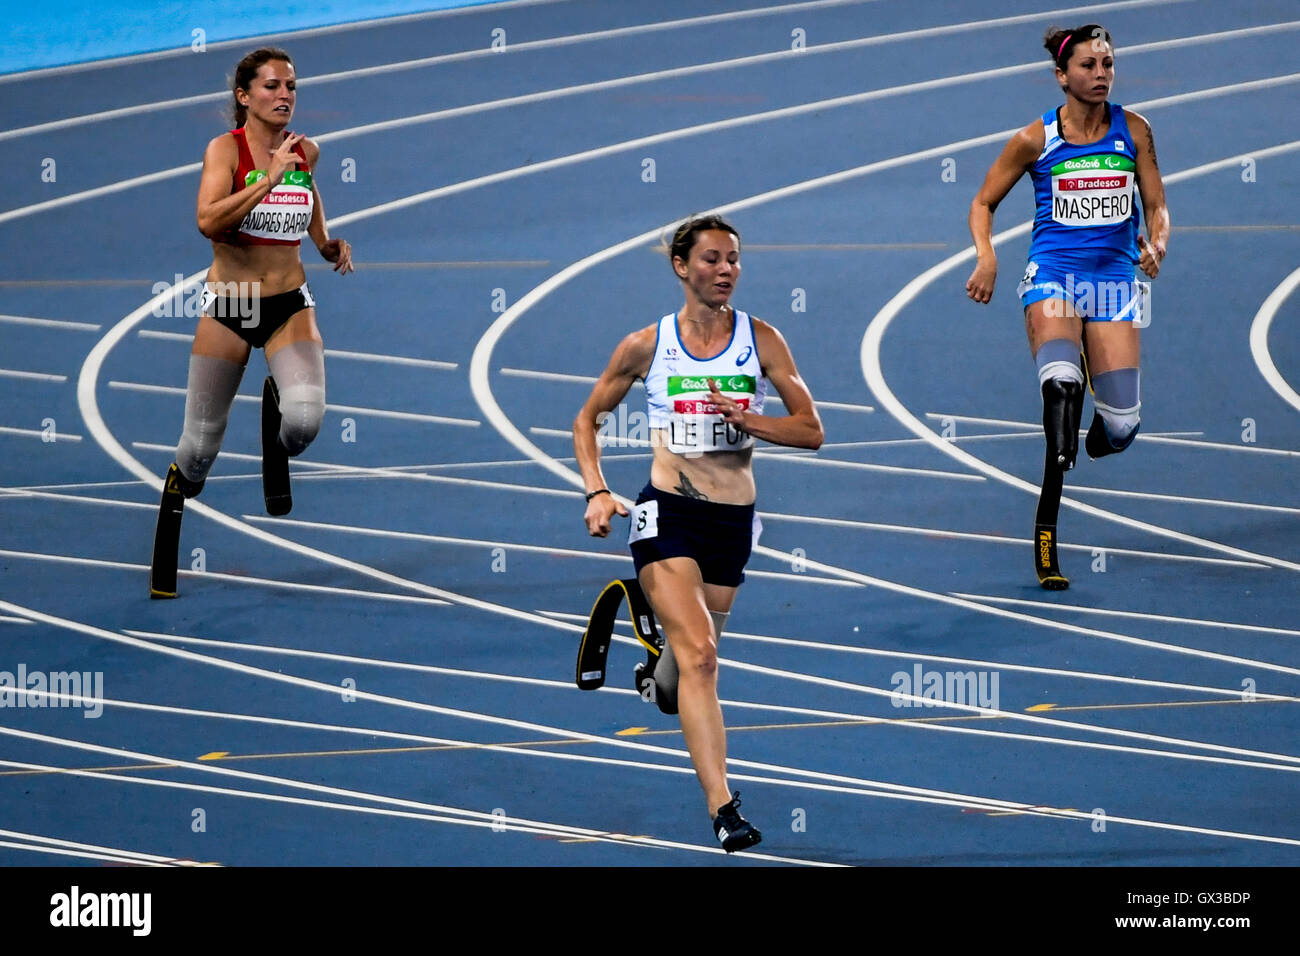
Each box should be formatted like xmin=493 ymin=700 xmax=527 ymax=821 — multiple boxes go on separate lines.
xmin=216 ymin=127 xmax=314 ymax=246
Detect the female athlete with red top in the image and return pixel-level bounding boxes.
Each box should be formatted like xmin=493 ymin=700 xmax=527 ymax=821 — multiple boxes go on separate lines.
xmin=149 ymin=47 xmax=353 ymax=597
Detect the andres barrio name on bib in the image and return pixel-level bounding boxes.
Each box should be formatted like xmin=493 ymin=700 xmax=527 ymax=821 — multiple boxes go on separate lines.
xmin=239 ymin=169 xmax=313 ymax=239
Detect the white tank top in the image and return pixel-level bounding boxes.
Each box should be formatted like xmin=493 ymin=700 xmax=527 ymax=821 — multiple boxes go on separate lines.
xmin=644 ymin=309 xmax=767 ymax=454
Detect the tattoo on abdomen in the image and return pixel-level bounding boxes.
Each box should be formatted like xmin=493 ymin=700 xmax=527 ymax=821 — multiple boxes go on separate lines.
xmin=675 ymin=472 xmax=709 ymax=500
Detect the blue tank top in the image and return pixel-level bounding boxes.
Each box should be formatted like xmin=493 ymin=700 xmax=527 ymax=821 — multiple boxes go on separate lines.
xmin=1027 ymin=103 xmax=1140 ymax=262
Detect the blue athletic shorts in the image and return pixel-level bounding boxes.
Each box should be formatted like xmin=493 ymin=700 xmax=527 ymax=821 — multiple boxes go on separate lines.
xmin=1017 ymin=252 xmax=1146 ymax=323
xmin=627 ymin=483 xmax=760 ymax=587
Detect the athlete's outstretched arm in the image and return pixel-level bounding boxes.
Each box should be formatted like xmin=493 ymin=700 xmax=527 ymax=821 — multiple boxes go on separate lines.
xmin=1126 ymin=110 xmax=1170 ymax=280
xmin=708 ymin=319 xmax=822 ymax=450
xmin=301 ymin=139 xmax=353 ymax=274
xmin=965 ymin=122 xmax=1044 ymax=303
xmin=573 ymin=326 xmax=655 ymax=536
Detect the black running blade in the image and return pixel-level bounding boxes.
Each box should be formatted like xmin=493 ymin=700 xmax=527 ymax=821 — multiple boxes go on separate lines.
xmin=262 ymin=376 xmax=292 ymax=516
xmin=1034 ymin=523 xmax=1069 ymax=590
xmin=149 ymin=474 xmax=184 ymax=599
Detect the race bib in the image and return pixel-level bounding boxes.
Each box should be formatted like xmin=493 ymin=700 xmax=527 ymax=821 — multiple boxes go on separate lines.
xmin=1050 ymin=154 xmax=1135 ymax=226
xmin=628 ymin=500 xmax=659 ymax=544
xmin=663 ymin=374 xmax=756 ymax=454
xmin=238 ymin=169 xmax=315 ymax=241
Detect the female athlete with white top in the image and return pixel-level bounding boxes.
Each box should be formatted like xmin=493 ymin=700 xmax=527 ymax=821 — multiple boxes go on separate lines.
xmin=149 ymin=47 xmax=353 ymax=597
xmin=574 ymin=215 xmax=823 ymax=851
xmin=966 ymin=24 xmax=1169 ymax=588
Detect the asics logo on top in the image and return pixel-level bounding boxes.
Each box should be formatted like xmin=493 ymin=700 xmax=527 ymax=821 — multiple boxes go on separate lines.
xmin=735 ymin=346 xmax=752 ymax=366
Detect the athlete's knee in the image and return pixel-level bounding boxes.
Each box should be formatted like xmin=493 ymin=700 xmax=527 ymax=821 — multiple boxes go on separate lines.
xmin=276 ymin=382 xmax=325 ymax=455
xmin=267 ymin=340 xmax=326 ymax=457
xmin=673 ymin=630 xmax=718 ymax=681
xmin=1087 ymin=367 xmax=1141 ymax=458
xmin=1035 ymin=338 xmax=1085 ymax=470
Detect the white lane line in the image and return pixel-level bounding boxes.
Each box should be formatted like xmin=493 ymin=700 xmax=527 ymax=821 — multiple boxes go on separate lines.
xmin=8 ymin=21 xmax=1288 ymax=229
xmin=502 ymin=367 xmax=600 ymax=384
xmin=0 ymin=0 xmax=576 ymax=83
xmin=0 ymin=828 xmax=194 ymax=866
xmin=0 ymin=486 xmax=156 ymax=510
xmin=502 ymin=367 xmax=875 ymax=412
xmin=527 ymin=426 xmax=982 ymax=480
xmin=1067 ymin=484 xmax=1300 ymax=516
xmin=0 ymin=425 xmax=81 ymax=442
xmin=0 ymin=548 xmax=452 ymax=607
xmin=755 ymin=451 xmax=985 ymax=482
xmin=130 ymin=441 xmax=582 ymax=497
xmin=107 ymin=380 xmax=480 ymax=427
xmin=0 ymin=751 xmax=821 ymax=866
xmin=760 ymin=511 xmax=1265 ymax=569
xmin=123 ymin=628 xmax=870 ymax=722
xmin=0 ymin=369 xmax=67 ymax=382
xmin=137 ymin=330 xmax=460 ymax=369
xmin=927 ymin=410 xmax=1299 ymax=457
xmin=0 ymin=314 xmax=100 ymax=331
xmin=1136 ymin=434 xmax=1300 ymax=458
xmin=0 ymin=839 xmax=170 ymax=866
xmin=0 ymin=0 xmax=880 ymax=134
xmin=952 ymin=592 xmax=1300 ymax=638
xmin=101 ymin=631 xmax=1300 ymax=776
xmin=12 ymin=601 xmax=1300 ymax=849
xmin=862 ymin=140 xmax=1300 ymax=574
xmin=1250 ymin=265 xmax=1300 ymax=414
xmin=0 ymin=615 xmax=33 ymax=624
xmin=239 ymin=514 xmax=862 ymax=587
xmin=537 ymin=609 xmax=1296 ymax=702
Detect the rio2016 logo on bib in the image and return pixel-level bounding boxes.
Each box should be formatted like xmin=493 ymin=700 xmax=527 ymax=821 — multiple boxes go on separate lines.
xmin=1050 ymin=154 xmax=1135 ymax=226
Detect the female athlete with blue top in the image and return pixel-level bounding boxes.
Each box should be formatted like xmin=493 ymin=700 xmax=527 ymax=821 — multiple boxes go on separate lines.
xmin=573 ymin=215 xmax=823 ymax=852
xmin=965 ymin=24 xmax=1170 ymax=588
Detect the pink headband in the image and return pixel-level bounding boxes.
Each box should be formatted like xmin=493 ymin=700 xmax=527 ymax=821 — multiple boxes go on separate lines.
xmin=1057 ymin=33 xmax=1073 ymax=63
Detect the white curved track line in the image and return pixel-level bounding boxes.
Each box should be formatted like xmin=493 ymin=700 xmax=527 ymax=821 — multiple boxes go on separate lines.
xmin=15 ymin=593 xmax=1300 ymax=843
xmin=861 ymin=140 xmax=1300 ymax=572
xmin=0 ymin=0 xmax=1182 ymax=142
xmin=0 ymin=827 xmax=187 ymax=865
xmin=0 ymin=755 xmax=821 ymax=866
xmin=1249 ymin=265 xmax=1300 ymax=414
xmin=0 ymin=0 xmax=883 ymax=140
xmin=14 ymin=675 xmax=1300 ymax=779
xmin=0 ymin=839 xmax=169 ymax=866
xmin=8 ymin=708 xmax=1300 ymax=850
xmin=7 ymin=30 xmax=1297 ymax=228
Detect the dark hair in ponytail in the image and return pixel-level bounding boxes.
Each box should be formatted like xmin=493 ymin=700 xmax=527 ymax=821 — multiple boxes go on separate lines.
xmin=229 ymin=47 xmax=293 ymax=127
xmin=668 ymin=215 xmax=740 ymax=276
xmin=1043 ymin=24 xmax=1112 ymax=71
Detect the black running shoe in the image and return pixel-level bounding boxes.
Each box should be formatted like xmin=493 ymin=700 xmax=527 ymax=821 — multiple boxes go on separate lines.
xmin=712 ymin=792 xmax=762 ymax=853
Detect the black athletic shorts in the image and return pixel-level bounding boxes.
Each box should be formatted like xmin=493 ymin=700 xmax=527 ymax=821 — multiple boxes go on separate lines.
xmin=628 ymin=482 xmax=759 ymax=587
xmin=201 ymin=282 xmax=314 ymax=349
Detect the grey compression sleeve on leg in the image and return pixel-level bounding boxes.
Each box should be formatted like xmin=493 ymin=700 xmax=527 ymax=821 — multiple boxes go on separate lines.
xmin=266 ymin=340 xmax=326 ymax=456
xmin=175 ymin=353 xmax=245 ymax=485
xmin=656 ymin=612 xmax=726 ymax=705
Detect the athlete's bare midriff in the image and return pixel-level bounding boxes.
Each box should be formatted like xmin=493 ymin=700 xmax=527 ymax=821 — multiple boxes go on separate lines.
xmin=648 ymin=438 xmax=755 ymax=505
xmin=207 ymin=239 xmax=306 ymax=294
